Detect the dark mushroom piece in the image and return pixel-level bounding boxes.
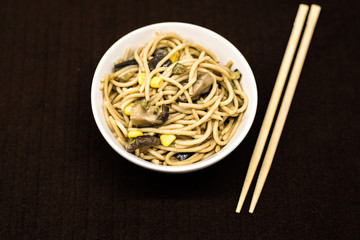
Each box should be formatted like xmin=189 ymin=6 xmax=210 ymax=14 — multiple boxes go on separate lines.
xmin=125 ymin=135 xmax=160 ymax=153
xmin=114 ymin=59 xmax=138 ymax=71
xmin=130 ymin=103 xmax=169 ymax=127
xmin=154 ymin=48 xmax=169 ymax=56
xmin=174 ymin=152 xmax=194 ymax=161
xmin=178 ymin=72 xmax=214 ymax=102
xmin=148 ymin=54 xmax=164 ymax=70
xmin=148 ymin=50 xmax=172 ymax=70
xmin=162 ymin=59 xmax=172 ymax=67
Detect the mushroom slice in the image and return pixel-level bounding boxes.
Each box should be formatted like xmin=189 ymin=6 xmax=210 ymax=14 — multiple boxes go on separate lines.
xmin=178 ymin=72 xmax=214 ymax=102
xmin=191 ymin=72 xmax=214 ymax=100
xmin=130 ymin=103 xmax=169 ymax=127
xmin=125 ymin=135 xmax=160 ymax=153
xmin=148 ymin=51 xmax=172 ymax=70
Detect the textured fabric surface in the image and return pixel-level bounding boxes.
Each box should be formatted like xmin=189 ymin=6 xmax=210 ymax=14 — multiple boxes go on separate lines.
xmin=1 ymin=0 xmax=359 ymax=239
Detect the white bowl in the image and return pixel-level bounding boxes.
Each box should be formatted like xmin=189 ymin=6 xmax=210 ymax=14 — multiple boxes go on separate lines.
xmin=91 ymin=22 xmax=257 ymax=173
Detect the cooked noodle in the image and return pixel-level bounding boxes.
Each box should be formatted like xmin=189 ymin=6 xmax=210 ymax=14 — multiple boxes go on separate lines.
xmin=100 ymin=31 xmax=248 ymax=166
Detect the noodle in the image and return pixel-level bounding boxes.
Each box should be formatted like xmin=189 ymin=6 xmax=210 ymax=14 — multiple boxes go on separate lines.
xmin=100 ymin=32 xmax=248 ymax=166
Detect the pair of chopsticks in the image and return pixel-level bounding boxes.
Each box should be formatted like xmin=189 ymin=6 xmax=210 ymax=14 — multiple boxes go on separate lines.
xmin=236 ymin=4 xmax=321 ymax=214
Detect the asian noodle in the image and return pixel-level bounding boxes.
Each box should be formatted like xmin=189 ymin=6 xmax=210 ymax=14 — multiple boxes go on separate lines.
xmin=100 ymin=31 xmax=248 ymax=166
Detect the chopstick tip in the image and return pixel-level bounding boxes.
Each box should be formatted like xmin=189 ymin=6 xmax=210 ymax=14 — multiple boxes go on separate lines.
xmin=235 ymin=202 xmax=243 ymax=213
xmin=249 ymin=205 xmax=255 ymax=214
xmin=311 ymin=4 xmax=321 ymax=10
xmin=299 ymin=3 xmax=309 ymax=9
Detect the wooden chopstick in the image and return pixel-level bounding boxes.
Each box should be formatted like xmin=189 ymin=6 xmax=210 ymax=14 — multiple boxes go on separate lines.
xmin=235 ymin=4 xmax=310 ymax=213
xmin=248 ymin=4 xmax=321 ymax=213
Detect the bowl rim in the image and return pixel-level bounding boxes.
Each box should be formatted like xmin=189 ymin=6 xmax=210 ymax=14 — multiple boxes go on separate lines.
xmin=91 ymin=22 xmax=257 ymax=173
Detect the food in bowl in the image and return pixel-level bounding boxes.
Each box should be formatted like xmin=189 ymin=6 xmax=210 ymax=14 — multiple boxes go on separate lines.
xmin=99 ymin=31 xmax=248 ymax=166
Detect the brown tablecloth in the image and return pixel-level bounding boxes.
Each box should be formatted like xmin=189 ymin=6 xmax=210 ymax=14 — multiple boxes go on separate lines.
xmin=1 ymin=0 xmax=359 ymax=239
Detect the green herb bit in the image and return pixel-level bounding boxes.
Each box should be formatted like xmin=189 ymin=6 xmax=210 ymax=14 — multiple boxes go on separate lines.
xmin=230 ymin=69 xmax=242 ymax=80
xmin=172 ymin=62 xmax=186 ymax=75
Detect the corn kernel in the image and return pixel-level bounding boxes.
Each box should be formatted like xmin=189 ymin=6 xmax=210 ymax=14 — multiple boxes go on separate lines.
xmin=160 ymin=134 xmax=176 ymax=147
xmin=123 ymin=103 xmax=134 ymax=116
xmin=137 ymin=72 xmax=146 ymax=85
xmin=169 ymin=51 xmax=180 ymax=63
xmin=128 ymin=130 xmax=144 ymax=138
xmin=150 ymin=76 xmax=163 ymax=88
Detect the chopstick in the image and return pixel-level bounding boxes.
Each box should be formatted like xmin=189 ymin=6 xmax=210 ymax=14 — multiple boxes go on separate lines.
xmin=248 ymin=4 xmax=321 ymax=213
xmin=236 ymin=4 xmax=321 ymax=214
xmin=235 ymin=4 xmax=309 ymax=213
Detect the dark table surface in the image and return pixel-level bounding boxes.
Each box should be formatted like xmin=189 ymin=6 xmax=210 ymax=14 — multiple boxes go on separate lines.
xmin=1 ymin=0 xmax=359 ymax=239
